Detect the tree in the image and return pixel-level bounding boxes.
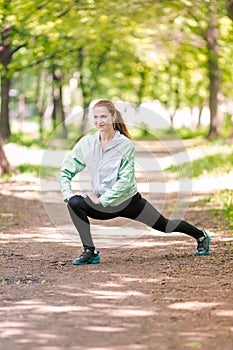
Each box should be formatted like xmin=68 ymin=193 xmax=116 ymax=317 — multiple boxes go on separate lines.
xmin=0 ymin=0 xmax=26 ymax=139
xmin=206 ymin=0 xmax=221 ymax=137
xmin=150 ymin=0 xmax=232 ymax=136
xmin=164 ymin=0 xmax=221 ymax=136
xmin=0 ymin=134 xmax=15 ymax=174
xmin=0 ymin=0 xmax=75 ymax=139
xmin=1 ymin=0 xmax=232 ymax=141
xmin=61 ymin=0 xmax=154 ymax=131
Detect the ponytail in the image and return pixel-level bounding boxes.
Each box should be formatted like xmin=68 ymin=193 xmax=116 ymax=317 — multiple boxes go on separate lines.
xmin=114 ymin=109 xmax=131 ymax=139
xmin=93 ymin=99 xmax=131 ymax=139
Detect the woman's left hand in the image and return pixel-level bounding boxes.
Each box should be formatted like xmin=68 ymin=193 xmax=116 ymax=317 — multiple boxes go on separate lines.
xmin=87 ymin=192 xmax=101 ymax=205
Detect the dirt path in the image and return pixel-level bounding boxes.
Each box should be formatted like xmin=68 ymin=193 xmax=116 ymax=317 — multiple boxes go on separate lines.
xmin=0 ymin=176 xmax=233 ymax=350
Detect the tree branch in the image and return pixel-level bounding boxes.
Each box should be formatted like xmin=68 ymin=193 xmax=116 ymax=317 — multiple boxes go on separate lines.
xmin=55 ymin=4 xmax=75 ymax=18
xmin=185 ymin=8 xmax=208 ymax=41
xmin=11 ymin=43 xmax=27 ymax=56
xmin=36 ymin=0 xmax=51 ymax=10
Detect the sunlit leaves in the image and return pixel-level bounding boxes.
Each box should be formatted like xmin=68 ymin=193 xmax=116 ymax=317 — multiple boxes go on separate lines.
xmin=1 ymin=0 xmax=232 ymax=112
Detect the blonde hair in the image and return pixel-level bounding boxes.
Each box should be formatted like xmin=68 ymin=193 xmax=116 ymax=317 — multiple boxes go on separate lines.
xmin=93 ymin=99 xmax=131 ymax=139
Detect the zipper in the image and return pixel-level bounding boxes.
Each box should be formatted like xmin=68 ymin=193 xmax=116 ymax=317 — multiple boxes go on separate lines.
xmin=94 ymin=143 xmax=103 ymax=195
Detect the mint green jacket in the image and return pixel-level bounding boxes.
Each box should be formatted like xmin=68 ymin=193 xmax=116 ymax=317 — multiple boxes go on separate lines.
xmin=58 ymin=130 xmax=138 ymax=207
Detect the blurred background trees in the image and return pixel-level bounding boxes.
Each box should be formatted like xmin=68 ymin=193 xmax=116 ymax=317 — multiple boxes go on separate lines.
xmin=0 ymin=0 xmax=233 ymax=145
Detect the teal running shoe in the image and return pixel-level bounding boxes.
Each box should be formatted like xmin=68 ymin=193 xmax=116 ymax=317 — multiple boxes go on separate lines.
xmin=72 ymin=249 xmax=100 ymax=265
xmin=195 ymin=229 xmax=211 ymax=256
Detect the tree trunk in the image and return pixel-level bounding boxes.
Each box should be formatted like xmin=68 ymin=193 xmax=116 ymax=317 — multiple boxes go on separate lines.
xmin=77 ymin=46 xmax=109 ymax=135
xmin=80 ymin=103 xmax=89 ymax=135
xmin=36 ymin=70 xmax=45 ymax=139
xmin=197 ymin=105 xmax=204 ymax=128
xmin=167 ymin=109 xmax=173 ymax=127
xmin=52 ymin=67 xmax=67 ymax=138
xmin=57 ymin=82 xmax=67 ymax=139
xmin=79 ymin=67 xmax=90 ymax=135
xmin=227 ymin=1 xmax=233 ymax=141
xmin=0 ymin=21 xmax=27 ymax=140
xmin=0 ymin=76 xmax=11 ymax=139
xmin=137 ymin=69 xmax=146 ymax=106
xmin=52 ymin=73 xmax=56 ymax=131
xmin=227 ymin=0 xmax=233 ymax=20
xmin=0 ymin=134 xmax=16 ymax=175
xmin=207 ymin=0 xmax=221 ymax=138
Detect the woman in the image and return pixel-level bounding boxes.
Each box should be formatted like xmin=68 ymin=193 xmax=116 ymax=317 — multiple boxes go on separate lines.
xmin=59 ymin=99 xmax=210 ymax=265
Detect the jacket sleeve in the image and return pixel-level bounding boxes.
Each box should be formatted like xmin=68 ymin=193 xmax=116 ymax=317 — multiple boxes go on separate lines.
xmin=99 ymin=144 xmax=135 ymax=207
xmin=58 ymin=141 xmax=86 ymax=202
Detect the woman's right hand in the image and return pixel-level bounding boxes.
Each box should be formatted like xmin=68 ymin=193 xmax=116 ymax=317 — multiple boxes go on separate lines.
xmin=66 ymin=192 xmax=87 ymax=201
xmin=75 ymin=192 xmax=87 ymax=198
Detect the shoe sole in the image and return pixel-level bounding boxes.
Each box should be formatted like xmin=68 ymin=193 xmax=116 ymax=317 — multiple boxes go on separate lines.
xmin=72 ymin=256 xmax=100 ymax=265
xmin=195 ymin=234 xmax=211 ymax=256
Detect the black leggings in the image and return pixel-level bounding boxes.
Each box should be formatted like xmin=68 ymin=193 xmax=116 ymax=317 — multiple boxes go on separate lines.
xmin=67 ymin=192 xmax=203 ymax=249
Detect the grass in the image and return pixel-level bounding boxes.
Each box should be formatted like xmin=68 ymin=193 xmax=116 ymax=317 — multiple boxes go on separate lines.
xmin=167 ymin=150 xmax=233 ymax=178
xmin=8 ymin=130 xmax=54 ymax=149
xmin=8 ymin=124 xmax=90 ymax=150
xmin=8 ymin=122 xmax=208 ymax=149
xmin=212 ymin=190 xmax=233 ymax=231
xmin=130 ymin=126 xmax=189 ymax=140
xmin=176 ymin=126 xmax=208 ymax=139
xmin=190 ymin=190 xmax=233 ymax=232
xmin=8 ymin=132 xmax=39 ymax=148
xmin=16 ymin=164 xmax=59 ymax=178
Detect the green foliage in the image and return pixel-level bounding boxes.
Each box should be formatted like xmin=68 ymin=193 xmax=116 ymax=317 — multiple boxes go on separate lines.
xmin=17 ymin=164 xmax=59 ymax=178
xmin=128 ymin=126 xmax=157 ymax=140
xmin=167 ymin=149 xmax=233 ymax=178
xmin=40 ymin=279 xmax=48 ymax=285
xmin=176 ymin=126 xmax=208 ymax=139
xmin=0 ymin=278 xmax=11 ymax=285
xmin=186 ymin=189 xmax=232 ymax=232
xmin=1 ymin=0 xmax=233 ymax=139
xmin=8 ymin=125 xmax=64 ymax=148
xmin=221 ymin=113 xmax=233 ymax=138
xmin=186 ymin=341 xmax=202 ymax=348
xmin=212 ymin=190 xmax=233 ymax=230
xmin=9 ymin=131 xmax=41 ymax=148
xmin=17 ymin=164 xmax=39 ymax=175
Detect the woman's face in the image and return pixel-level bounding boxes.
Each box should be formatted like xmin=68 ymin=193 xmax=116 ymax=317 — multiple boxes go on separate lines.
xmin=93 ymin=106 xmax=114 ymax=132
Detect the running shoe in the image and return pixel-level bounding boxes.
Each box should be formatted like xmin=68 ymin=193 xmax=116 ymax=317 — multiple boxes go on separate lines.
xmin=72 ymin=249 xmax=100 ymax=265
xmin=195 ymin=229 xmax=211 ymax=256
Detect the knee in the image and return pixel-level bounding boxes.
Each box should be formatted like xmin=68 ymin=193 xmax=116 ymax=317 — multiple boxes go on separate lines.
xmin=67 ymin=195 xmax=85 ymax=211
